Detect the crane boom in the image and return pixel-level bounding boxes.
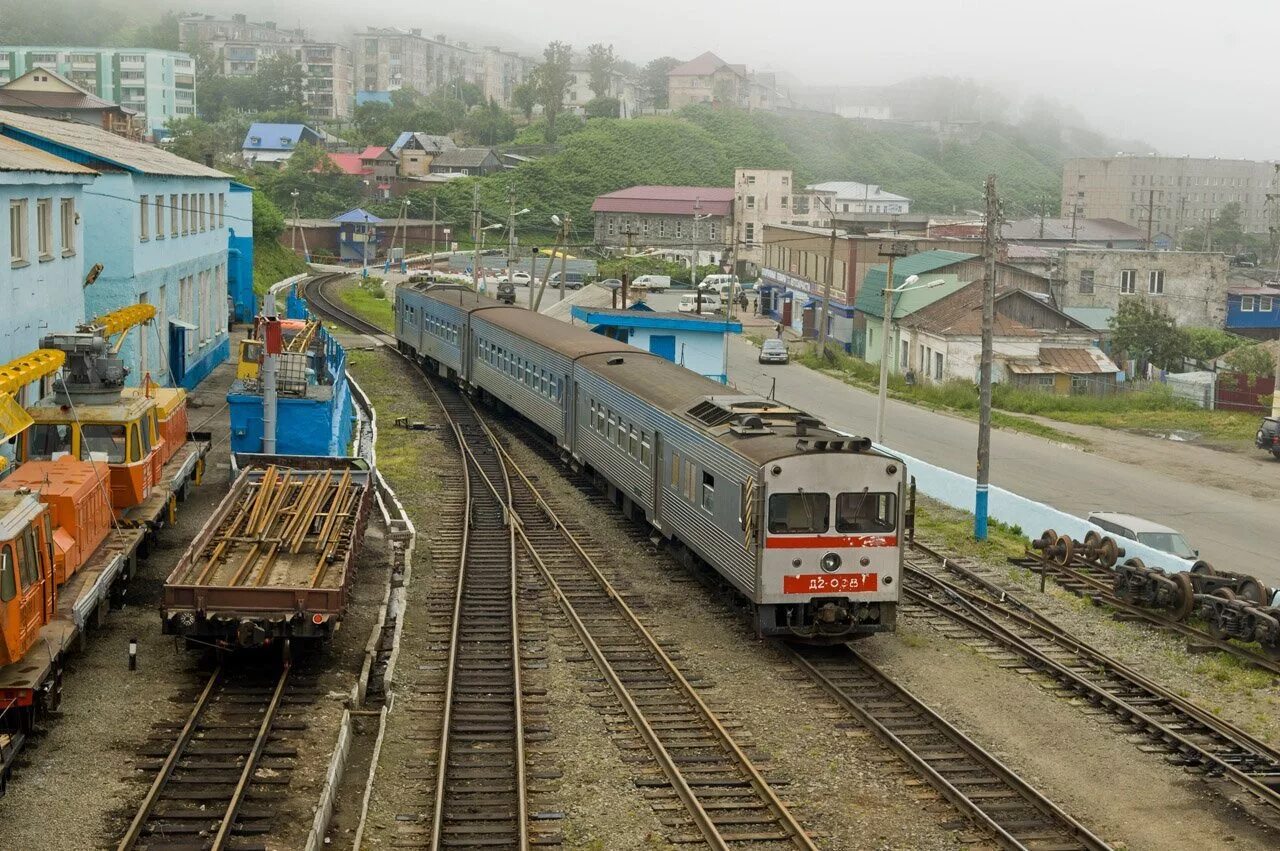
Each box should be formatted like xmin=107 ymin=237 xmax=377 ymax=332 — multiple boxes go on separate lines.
xmin=80 ymin=304 xmax=156 ymax=338
xmin=0 ymin=349 xmax=67 ymax=470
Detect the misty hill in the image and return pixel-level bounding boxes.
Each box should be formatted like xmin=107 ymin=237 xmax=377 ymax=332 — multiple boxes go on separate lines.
xmin=380 ymin=105 xmax=1119 ymax=234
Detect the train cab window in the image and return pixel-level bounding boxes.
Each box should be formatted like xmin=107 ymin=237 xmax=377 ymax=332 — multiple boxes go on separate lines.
xmin=80 ymin=424 xmax=128 ymax=463
xmin=836 ymin=491 xmax=897 ymax=534
xmin=0 ymin=544 xmax=14 ymax=601
xmin=767 ymin=493 xmax=830 ymax=534
xmin=139 ymin=417 xmax=153 ymax=454
xmin=19 ymin=528 xmax=39 ymax=588
xmin=701 ymin=472 xmax=715 ymax=511
xmin=28 ymin=423 xmax=72 ymax=460
xmin=128 ymin=424 xmax=143 ymax=462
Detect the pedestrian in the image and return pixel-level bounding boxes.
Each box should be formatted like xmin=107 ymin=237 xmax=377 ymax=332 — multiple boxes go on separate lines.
xmin=775 ymin=322 xmax=783 ymax=338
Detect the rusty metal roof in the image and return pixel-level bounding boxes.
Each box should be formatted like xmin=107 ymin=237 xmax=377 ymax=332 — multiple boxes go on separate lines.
xmin=0 ymin=108 xmax=226 ymax=178
xmin=1038 ymin=347 xmax=1118 ymax=374
xmin=0 ymin=133 xmax=97 ymax=175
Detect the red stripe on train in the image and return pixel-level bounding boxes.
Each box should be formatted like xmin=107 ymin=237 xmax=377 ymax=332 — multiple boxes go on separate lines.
xmin=764 ymin=535 xmax=898 ymax=549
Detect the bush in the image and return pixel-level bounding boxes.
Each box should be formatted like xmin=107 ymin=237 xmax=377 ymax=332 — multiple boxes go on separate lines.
xmin=253 ymin=192 xmax=286 ymax=241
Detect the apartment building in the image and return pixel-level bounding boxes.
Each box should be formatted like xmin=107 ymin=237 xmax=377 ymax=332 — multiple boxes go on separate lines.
xmin=591 ymin=185 xmax=734 ymax=263
xmin=481 ymin=47 xmax=534 ymax=108
xmin=733 ymin=168 xmax=832 ymax=269
xmin=356 ymin=28 xmax=479 ymax=98
xmin=177 ymin=13 xmax=306 ymax=50
xmin=667 ymin=51 xmax=781 ymax=111
xmin=1062 ymin=155 xmax=1279 ymax=236
xmin=0 ymin=47 xmax=195 ymax=135
xmin=1055 ymin=248 xmax=1230 ymax=328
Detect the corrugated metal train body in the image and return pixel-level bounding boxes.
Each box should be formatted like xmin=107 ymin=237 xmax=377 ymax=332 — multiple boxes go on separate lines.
xmin=470 ymin=314 xmax=571 ymax=444
xmin=397 ymin=285 xmax=465 ymax=375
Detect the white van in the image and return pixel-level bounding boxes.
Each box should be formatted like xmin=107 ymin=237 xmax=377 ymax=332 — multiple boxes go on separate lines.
xmin=678 ymin=292 xmax=722 ymax=313
xmin=631 ymin=274 xmax=670 ymax=292
xmin=700 ymin=273 xmax=741 ymax=299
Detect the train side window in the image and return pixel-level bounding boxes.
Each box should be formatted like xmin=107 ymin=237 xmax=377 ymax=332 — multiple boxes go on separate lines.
xmin=671 ymin=451 xmax=680 ymax=487
xmin=836 ymin=491 xmax=896 ymax=533
xmin=767 ymin=493 xmax=830 ymax=534
xmin=595 ymin=404 xmax=605 ymax=432
xmin=29 ymin=424 xmax=72 ymax=460
xmin=606 ymin=414 xmax=615 ymax=442
xmin=701 ymin=472 xmax=715 ymax=511
xmin=640 ymin=433 xmax=650 ymax=467
xmin=628 ymin=427 xmax=638 ymax=458
xmin=80 ymin=424 xmax=127 ymax=463
xmin=684 ymin=460 xmax=696 ymax=502
xmin=615 ymin=419 xmax=626 ymax=449
xmin=19 ymin=528 xmax=39 ymax=588
xmin=0 ymin=544 xmax=14 ymax=602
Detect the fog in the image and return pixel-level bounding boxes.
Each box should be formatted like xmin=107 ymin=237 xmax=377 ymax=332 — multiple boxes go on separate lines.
xmin=173 ymin=0 xmax=1280 ymax=158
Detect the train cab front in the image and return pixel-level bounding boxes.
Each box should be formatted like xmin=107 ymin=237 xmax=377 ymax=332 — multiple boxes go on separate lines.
xmin=757 ymin=449 xmax=906 ymax=642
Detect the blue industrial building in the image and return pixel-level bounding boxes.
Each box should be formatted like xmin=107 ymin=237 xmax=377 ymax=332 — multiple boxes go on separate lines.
xmin=0 ymin=135 xmax=96 ymax=364
xmin=570 ymin=304 xmax=742 ymax=383
xmin=1225 ymin=285 xmax=1280 ymax=340
xmin=227 ymin=181 xmax=256 ymax=323
xmin=0 ymin=108 xmax=234 ymax=389
xmin=227 ymin=324 xmax=355 ymax=457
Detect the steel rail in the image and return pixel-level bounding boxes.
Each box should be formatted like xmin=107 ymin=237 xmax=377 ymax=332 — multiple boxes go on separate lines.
xmin=210 ymin=664 xmax=291 ymax=849
xmin=903 ymin=559 xmax=1280 ymax=818
xmin=117 ymin=666 xmax=223 ymax=850
xmin=788 ymin=647 xmax=1111 ymax=851
xmin=999 ymin=546 xmax=1280 ymax=676
xmin=465 ymin=408 xmax=815 ymax=851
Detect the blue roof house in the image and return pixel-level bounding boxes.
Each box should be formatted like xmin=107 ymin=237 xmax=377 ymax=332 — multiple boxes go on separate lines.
xmin=242 ymin=122 xmax=323 ymax=165
xmin=334 ymin=208 xmax=382 ymax=264
xmin=570 ymin=304 xmax=742 ymax=383
xmin=0 ymin=134 xmax=97 ymax=365
xmin=0 ymin=108 xmax=234 ymax=390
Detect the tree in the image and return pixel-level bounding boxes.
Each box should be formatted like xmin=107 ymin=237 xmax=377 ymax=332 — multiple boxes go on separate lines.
xmin=257 ymin=54 xmax=306 ymax=111
xmin=127 ymin=10 xmax=180 ymax=50
xmin=1223 ymin=343 xmax=1275 ymax=380
xmin=639 ymin=57 xmax=679 ymax=111
xmin=586 ymin=43 xmax=616 ymax=99
xmin=165 ymin=115 xmax=251 ymax=166
xmin=584 ymin=97 xmax=620 ymax=119
xmin=253 ymin=142 xmax=364 ymax=218
xmin=533 ymin=41 xmax=573 ymax=143
xmin=253 ymin=191 xmax=287 ymax=242
xmin=1177 ymin=201 xmax=1266 ymax=254
xmin=1109 ymin=299 xmax=1188 ymax=372
xmin=462 ymin=99 xmax=517 ymax=146
xmin=512 ymin=82 xmax=537 ymax=122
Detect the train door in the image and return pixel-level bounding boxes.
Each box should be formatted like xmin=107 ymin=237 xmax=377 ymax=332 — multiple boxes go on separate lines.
xmin=569 ymin=380 xmax=580 ymax=457
xmin=651 ymin=432 xmax=664 ymax=531
xmin=15 ymin=526 xmax=43 ymax=649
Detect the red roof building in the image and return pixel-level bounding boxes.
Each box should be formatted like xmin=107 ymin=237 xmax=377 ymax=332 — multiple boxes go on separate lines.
xmin=323 ymin=152 xmax=369 ymax=175
xmin=591 ymin=185 xmax=734 ymax=217
xmin=592 ymin=186 xmax=735 ymax=253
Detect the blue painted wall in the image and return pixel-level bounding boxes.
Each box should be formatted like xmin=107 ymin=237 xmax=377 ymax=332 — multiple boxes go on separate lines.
xmin=1 ymin=172 xmax=92 ymax=363
xmin=1226 ymin=292 xmax=1280 ymax=330
xmin=227 ymin=182 xmax=255 ymax=322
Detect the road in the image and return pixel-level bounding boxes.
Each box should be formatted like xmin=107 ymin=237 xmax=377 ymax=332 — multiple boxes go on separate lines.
xmin=722 ymin=336 xmax=1278 ymax=586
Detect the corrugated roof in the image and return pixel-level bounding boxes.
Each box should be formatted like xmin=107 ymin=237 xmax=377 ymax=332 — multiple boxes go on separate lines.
xmin=430 ymin=147 xmax=496 ymax=168
xmin=0 ymin=133 xmax=97 ymax=174
xmin=898 ymin=281 xmax=1039 ymax=337
xmin=359 ymin=145 xmax=387 ymax=159
xmin=332 ymin=208 xmax=383 ymax=224
xmin=807 ymin=180 xmax=911 ymax=203
xmin=1039 ymin=347 xmax=1118 ymax=374
xmin=855 ymin=249 xmax=978 ymax=318
xmin=0 ymin=108 xmax=225 ymax=178
xmin=592 ymin=185 xmax=734 ymax=217
xmin=1003 ymin=217 xmax=1144 ymax=242
xmin=1062 ymin=307 xmax=1115 ymax=330
xmin=242 ymin=122 xmax=321 ymax=151
xmin=0 ymin=67 xmax=132 ymax=113
xmin=324 ymin=152 xmax=369 ymax=176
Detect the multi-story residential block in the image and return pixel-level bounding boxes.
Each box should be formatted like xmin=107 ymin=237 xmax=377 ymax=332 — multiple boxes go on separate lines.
xmin=1 ymin=134 xmax=96 ymax=364
xmin=481 ymin=47 xmax=533 ymax=107
xmin=591 ymin=186 xmax=734 ymax=264
xmin=733 ymin=169 xmax=832 ymax=269
xmin=0 ymin=67 xmax=142 ymax=138
xmin=1062 ymin=156 xmax=1280 ymax=236
xmin=355 ymin=28 xmax=479 ymax=98
xmin=1 ymin=108 xmax=236 ymax=389
xmin=1054 ymin=248 xmax=1230 ymax=328
xmin=565 ymin=65 xmax=638 ymax=117
xmin=297 ymin=42 xmax=354 ymax=121
xmin=177 ymin=13 xmax=306 ymax=51
xmin=0 ymin=47 xmax=195 ymax=136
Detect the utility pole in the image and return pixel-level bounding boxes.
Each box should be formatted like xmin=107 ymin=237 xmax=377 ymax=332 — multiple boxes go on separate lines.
xmin=559 ymin=215 xmax=571 ymax=301
xmin=1145 ymin=189 xmax=1155 ymax=249
xmin=430 ymin=197 xmax=438 ymax=266
xmin=975 ymin=174 xmax=999 ymax=542
xmin=692 ymin=199 xmax=703 ymax=316
xmin=819 ymin=216 xmax=837 ymax=346
xmin=506 ymin=185 xmax=517 ymax=292
xmin=471 ymin=183 xmax=481 ymax=294
xmin=621 ymin=226 xmax=638 ymax=307
xmin=1205 ymin=209 xmax=1214 ymax=252
xmin=874 ymin=241 xmax=910 ymax=444
xmin=1038 ymin=194 xmax=1045 ymax=239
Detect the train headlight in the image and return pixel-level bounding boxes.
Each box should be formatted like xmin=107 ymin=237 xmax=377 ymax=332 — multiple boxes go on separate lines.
xmin=821 ymin=552 xmax=841 ymax=572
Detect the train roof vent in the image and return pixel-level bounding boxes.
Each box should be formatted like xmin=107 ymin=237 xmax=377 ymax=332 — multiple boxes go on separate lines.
xmin=729 ymin=414 xmax=774 ymax=436
xmin=687 ymin=399 xmax=737 ymax=427
xmin=606 ymin=356 xmax=625 ymax=366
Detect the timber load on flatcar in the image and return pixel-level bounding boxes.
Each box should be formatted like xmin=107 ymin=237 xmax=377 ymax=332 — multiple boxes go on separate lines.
xmin=395 ymin=281 xmax=908 ymax=640
xmin=161 ymin=456 xmax=373 ymax=649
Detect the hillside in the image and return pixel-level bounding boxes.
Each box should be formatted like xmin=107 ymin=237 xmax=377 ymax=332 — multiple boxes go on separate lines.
xmin=367 ymin=106 xmax=1115 ymax=238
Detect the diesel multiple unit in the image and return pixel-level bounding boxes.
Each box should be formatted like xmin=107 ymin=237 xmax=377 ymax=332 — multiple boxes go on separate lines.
xmin=396 ymin=284 xmax=907 ymax=639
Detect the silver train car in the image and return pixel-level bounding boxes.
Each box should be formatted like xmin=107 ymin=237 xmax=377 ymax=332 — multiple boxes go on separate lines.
xmin=396 ymin=283 xmax=908 ymax=640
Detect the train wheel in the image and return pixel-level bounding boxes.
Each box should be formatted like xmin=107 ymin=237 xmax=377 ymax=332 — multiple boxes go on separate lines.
xmin=1098 ymin=537 xmax=1119 ymax=569
xmin=1170 ymin=572 xmax=1195 ymax=622
xmin=1206 ymin=589 xmax=1236 ymax=641
xmin=1052 ymin=533 xmax=1074 ymax=567
xmin=1236 ymin=577 xmax=1267 ymax=605
xmin=1083 ymin=530 xmax=1101 ymax=559
xmin=1191 ymin=560 xmax=1215 ymax=576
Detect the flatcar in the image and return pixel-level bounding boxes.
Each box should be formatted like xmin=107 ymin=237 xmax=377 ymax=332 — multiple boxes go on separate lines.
xmin=397 ymin=283 xmax=907 ymax=640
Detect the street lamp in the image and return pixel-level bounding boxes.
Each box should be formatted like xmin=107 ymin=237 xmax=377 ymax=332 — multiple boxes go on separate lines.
xmin=692 ymin=200 xmax=713 ymax=315
xmin=475 ymin=222 xmax=503 ymax=293
xmin=875 ymin=274 xmax=948 ymax=443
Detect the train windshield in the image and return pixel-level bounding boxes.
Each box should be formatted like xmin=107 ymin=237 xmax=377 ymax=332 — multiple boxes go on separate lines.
xmin=80 ymin=424 xmax=127 ymax=463
xmin=836 ymin=491 xmax=897 ymax=534
xmin=767 ymin=493 xmax=829 ymax=534
xmin=28 ymin=424 xmax=72 ymax=460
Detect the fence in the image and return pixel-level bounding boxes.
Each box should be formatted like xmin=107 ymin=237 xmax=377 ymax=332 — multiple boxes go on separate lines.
xmin=1215 ymin=370 xmax=1274 ymax=413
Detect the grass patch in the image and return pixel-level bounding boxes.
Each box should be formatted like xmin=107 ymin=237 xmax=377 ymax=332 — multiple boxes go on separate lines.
xmin=253 ymin=240 xmax=310 ymax=296
xmin=1192 ymin=652 xmax=1278 ymax=693
xmin=913 ymin=497 xmax=1029 ymax=562
xmin=798 ymin=343 xmax=1255 ymax=444
xmin=339 ymin=278 xmax=395 ymax=332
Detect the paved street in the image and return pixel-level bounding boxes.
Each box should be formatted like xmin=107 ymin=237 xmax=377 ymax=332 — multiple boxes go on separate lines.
xmin=722 ymin=335 xmax=1278 ymax=586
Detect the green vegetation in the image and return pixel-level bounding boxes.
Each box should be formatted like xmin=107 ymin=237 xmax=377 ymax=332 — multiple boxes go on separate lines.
xmin=796 ymin=342 xmax=1260 ymax=444
xmin=339 ymin=278 xmax=395 ymax=332
xmin=914 ymin=498 xmax=1029 ymax=562
xmin=253 ymin=242 xmax=309 ymax=296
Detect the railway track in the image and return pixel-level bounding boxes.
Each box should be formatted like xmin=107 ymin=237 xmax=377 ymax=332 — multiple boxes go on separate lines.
xmin=1011 ymin=550 xmax=1280 ymax=676
xmin=906 ymin=542 xmax=1280 ymax=830
xmin=118 ymin=663 xmax=303 ymax=850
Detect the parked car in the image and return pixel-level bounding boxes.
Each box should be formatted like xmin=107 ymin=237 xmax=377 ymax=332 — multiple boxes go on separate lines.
xmin=678 ymin=292 xmax=722 ymax=313
xmin=598 ymin=278 xmax=623 ymax=289
xmin=1087 ymin=512 xmax=1198 ymax=559
xmin=1256 ymin=417 xmax=1280 ymax=458
xmin=549 ymin=271 xmax=587 ymax=289
xmin=497 ymin=271 xmax=532 ymax=285
xmin=631 ymin=274 xmax=670 ymax=292
xmin=759 ymin=338 xmax=789 ymax=364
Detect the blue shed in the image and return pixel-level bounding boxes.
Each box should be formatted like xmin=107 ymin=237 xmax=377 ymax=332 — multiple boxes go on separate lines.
xmin=570 ymin=304 xmax=742 ymax=383
xmin=334 ymin=208 xmax=382 ymax=264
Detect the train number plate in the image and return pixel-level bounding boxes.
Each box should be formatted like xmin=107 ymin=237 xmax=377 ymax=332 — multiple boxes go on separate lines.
xmin=783 ymin=573 xmax=878 ymax=594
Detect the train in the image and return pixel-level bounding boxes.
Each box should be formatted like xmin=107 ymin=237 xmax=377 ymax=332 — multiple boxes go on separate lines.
xmin=395 ymin=283 xmax=909 ymax=641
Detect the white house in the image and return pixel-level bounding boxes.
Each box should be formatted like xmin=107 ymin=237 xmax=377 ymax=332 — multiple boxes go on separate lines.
xmin=807 ymin=180 xmax=911 ymax=216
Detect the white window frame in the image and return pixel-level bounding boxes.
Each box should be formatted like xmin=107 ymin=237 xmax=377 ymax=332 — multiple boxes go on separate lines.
xmin=36 ymin=197 xmax=53 ymax=261
xmin=170 ymin=193 xmax=179 ymax=236
xmin=1241 ymin=295 xmax=1256 ymax=312
xmin=60 ymin=197 xmax=76 ymax=256
xmin=1148 ymin=269 xmax=1165 ymax=295
xmin=9 ymin=199 xmax=29 ymax=266
xmin=1120 ymin=269 xmax=1137 ymax=294
xmin=1261 ymin=296 xmax=1274 ymax=312
xmin=139 ymin=194 xmax=150 ymax=241
xmin=155 ymin=195 xmax=165 ymax=240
